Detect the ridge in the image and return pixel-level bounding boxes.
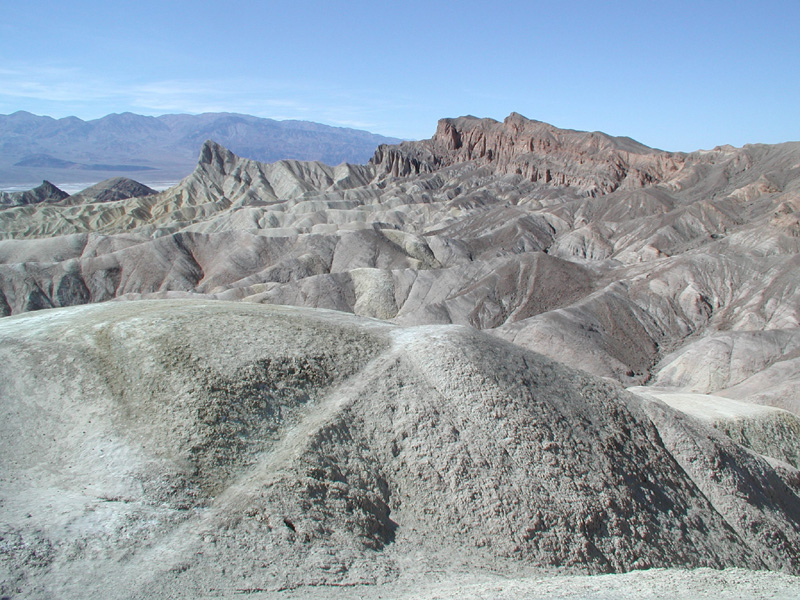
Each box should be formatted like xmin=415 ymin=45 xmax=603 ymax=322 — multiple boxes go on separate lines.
xmin=370 ymin=113 xmax=686 ymax=196
xmin=0 ymin=180 xmax=69 ymax=207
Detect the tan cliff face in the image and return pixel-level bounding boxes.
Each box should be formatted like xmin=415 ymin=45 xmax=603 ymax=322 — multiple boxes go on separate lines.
xmin=371 ymin=113 xmax=686 ymax=196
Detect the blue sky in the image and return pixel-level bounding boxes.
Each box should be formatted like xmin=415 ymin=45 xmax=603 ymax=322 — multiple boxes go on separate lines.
xmin=1 ymin=0 xmax=798 ymax=151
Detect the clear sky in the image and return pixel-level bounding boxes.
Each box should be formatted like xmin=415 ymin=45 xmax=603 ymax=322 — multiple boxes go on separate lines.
xmin=1 ymin=0 xmax=798 ymax=151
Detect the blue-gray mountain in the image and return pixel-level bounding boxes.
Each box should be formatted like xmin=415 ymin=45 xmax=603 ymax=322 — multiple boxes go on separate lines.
xmin=0 ymin=110 xmax=401 ymax=186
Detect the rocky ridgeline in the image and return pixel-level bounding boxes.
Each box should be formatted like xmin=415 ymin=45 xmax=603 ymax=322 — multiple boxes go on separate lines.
xmin=2 ymin=114 xmax=800 ymax=598
xmin=0 ymin=120 xmax=799 ymax=375
xmin=0 ymin=180 xmax=69 ymax=206
xmin=371 ymin=113 xmax=685 ymax=196
xmin=0 ymin=177 xmax=157 ymax=209
xmin=1 ymin=116 xmax=800 ymax=398
xmin=64 ymin=177 xmax=157 ymax=205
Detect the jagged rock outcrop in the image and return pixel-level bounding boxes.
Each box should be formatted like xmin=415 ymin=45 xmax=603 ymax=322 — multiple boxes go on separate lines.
xmin=2 ymin=114 xmax=800 ymax=597
xmin=2 ymin=125 xmax=800 ymax=390
xmin=0 ymin=115 xmax=799 ymax=400
xmin=0 ymin=180 xmax=68 ymax=206
xmin=370 ymin=113 xmax=685 ymax=196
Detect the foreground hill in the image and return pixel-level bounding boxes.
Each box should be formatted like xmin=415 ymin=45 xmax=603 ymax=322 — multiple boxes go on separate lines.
xmin=1 ymin=300 xmax=799 ymax=599
xmin=0 ymin=111 xmax=401 ymax=186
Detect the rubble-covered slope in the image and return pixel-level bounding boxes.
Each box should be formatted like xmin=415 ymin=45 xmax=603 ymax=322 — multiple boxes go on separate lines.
xmin=1 ymin=300 xmax=799 ymax=600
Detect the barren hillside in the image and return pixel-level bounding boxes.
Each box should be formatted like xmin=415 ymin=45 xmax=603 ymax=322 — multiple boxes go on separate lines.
xmin=2 ymin=113 xmax=799 ymax=394
xmin=1 ymin=114 xmax=799 ymax=598
xmin=2 ymin=300 xmax=799 ymax=599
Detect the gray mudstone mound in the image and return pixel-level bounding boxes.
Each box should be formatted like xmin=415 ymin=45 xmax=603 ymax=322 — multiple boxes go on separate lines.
xmin=1 ymin=300 xmax=799 ymax=599
xmin=64 ymin=177 xmax=158 ymax=205
xmin=630 ymin=388 xmax=800 ymax=469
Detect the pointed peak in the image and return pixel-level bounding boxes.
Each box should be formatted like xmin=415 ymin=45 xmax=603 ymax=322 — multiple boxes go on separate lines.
xmin=38 ymin=181 xmax=69 ymax=197
xmin=504 ymin=112 xmax=533 ymax=123
xmin=198 ymin=139 xmax=238 ymax=167
xmin=8 ymin=110 xmax=39 ymax=118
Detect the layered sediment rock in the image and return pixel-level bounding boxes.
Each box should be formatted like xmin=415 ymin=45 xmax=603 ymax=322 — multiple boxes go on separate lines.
xmin=2 ymin=113 xmax=800 ymax=597
xmin=371 ymin=113 xmax=685 ymax=196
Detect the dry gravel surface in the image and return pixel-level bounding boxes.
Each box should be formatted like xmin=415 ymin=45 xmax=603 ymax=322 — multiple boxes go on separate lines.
xmin=246 ymin=568 xmax=800 ymax=600
xmin=1 ymin=300 xmax=799 ymax=599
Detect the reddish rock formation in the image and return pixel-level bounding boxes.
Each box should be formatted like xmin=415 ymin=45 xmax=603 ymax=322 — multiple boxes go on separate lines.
xmin=371 ymin=112 xmax=686 ymax=196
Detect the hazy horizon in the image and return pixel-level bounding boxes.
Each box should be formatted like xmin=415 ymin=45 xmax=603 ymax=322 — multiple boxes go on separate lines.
xmin=0 ymin=180 xmax=181 ymax=194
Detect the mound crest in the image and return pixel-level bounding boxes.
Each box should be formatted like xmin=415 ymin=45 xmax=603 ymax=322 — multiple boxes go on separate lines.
xmin=1 ymin=300 xmax=799 ymax=598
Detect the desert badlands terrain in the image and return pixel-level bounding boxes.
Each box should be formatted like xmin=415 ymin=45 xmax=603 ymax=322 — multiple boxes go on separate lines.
xmin=0 ymin=111 xmax=400 ymax=187
xmin=1 ymin=114 xmax=800 ymax=598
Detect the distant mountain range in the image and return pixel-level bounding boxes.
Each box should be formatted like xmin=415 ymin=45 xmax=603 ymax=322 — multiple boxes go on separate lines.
xmin=0 ymin=111 xmax=402 ymax=187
